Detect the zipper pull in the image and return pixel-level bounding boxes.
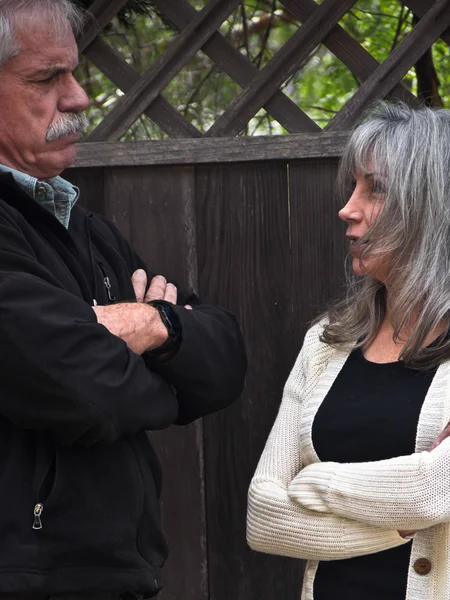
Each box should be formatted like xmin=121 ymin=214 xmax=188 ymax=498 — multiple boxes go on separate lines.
xmin=103 ymin=276 xmax=116 ymax=302
xmin=33 ymin=503 xmax=43 ymax=530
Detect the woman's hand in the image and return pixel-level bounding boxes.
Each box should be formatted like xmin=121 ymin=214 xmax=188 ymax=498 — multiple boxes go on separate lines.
xmin=429 ymin=420 xmax=450 ymax=451
xmin=397 ymin=420 xmax=450 ymax=539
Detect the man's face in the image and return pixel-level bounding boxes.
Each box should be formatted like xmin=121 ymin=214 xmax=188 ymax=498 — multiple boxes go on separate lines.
xmin=0 ymin=22 xmax=90 ymax=179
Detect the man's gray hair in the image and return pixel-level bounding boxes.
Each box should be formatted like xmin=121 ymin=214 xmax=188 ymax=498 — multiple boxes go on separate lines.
xmin=0 ymin=0 xmax=86 ymax=69
xmin=322 ymin=101 xmax=450 ymax=369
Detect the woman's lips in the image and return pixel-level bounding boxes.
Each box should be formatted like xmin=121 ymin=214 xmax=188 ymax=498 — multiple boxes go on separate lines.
xmin=347 ymin=237 xmax=367 ymax=257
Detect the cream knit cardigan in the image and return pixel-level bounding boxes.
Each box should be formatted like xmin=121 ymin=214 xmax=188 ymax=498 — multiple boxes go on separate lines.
xmin=247 ymin=321 xmax=450 ymax=600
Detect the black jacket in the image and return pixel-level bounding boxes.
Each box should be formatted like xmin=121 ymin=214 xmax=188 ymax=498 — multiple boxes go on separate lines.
xmin=0 ymin=173 xmax=246 ymax=596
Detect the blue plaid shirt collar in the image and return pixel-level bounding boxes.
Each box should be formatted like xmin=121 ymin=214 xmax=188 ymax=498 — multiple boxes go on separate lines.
xmin=0 ymin=164 xmax=79 ymax=229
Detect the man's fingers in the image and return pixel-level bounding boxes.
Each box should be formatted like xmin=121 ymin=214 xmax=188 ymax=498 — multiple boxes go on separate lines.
xmin=185 ymin=304 xmax=193 ymax=310
xmin=131 ymin=269 xmax=147 ymax=303
xmin=143 ymin=275 xmax=177 ymax=304
xmin=145 ymin=275 xmax=168 ymax=302
xmin=164 ymin=283 xmax=177 ymax=304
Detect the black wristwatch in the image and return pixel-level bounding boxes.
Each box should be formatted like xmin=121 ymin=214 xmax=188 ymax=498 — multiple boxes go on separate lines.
xmin=147 ymin=300 xmax=182 ymax=356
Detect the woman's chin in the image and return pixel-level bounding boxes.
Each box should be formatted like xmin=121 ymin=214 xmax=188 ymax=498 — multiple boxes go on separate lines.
xmin=352 ymin=258 xmax=388 ymax=283
xmin=351 ymin=257 xmax=366 ymax=277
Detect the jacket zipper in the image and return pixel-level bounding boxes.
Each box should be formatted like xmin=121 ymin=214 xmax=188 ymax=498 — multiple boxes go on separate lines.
xmin=85 ymin=213 xmax=98 ymax=305
xmin=98 ymin=262 xmax=116 ymax=302
xmin=33 ymin=503 xmax=44 ymax=530
xmin=85 ymin=214 xmax=116 ymax=304
xmin=32 ymin=439 xmax=57 ymax=532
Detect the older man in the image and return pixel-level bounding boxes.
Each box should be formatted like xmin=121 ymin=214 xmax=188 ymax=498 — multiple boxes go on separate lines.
xmin=0 ymin=1 xmax=246 ymax=599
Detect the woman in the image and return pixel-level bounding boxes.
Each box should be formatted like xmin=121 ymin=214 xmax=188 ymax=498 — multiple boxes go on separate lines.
xmin=247 ymin=102 xmax=450 ymax=600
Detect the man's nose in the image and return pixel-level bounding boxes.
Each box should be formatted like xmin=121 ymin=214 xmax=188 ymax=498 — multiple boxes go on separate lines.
xmin=59 ymin=76 xmax=90 ymax=114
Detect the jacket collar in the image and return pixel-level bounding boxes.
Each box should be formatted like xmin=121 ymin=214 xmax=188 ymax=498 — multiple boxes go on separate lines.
xmin=0 ymin=172 xmax=94 ymax=303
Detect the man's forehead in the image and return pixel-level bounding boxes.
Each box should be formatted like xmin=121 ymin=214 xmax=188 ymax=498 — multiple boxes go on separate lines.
xmin=11 ymin=28 xmax=79 ymax=74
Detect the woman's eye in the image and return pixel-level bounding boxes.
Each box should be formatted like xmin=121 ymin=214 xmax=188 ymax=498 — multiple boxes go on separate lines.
xmin=371 ymin=181 xmax=386 ymax=195
xmin=350 ymin=178 xmax=357 ymax=191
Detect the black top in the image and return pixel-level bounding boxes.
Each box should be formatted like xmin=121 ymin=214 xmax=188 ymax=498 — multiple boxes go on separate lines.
xmin=311 ymin=347 xmax=436 ymax=600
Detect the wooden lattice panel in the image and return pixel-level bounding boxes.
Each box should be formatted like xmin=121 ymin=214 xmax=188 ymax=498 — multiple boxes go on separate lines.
xmin=78 ymin=0 xmax=450 ymax=142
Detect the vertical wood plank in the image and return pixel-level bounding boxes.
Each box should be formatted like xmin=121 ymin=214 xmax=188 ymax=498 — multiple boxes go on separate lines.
xmin=103 ymin=166 xmax=198 ymax=291
xmin=196 ymin=162 xmax=303 ymax=600
xmin=100 ymin=166 xmax=207 ymax=600
xmin=64 ymin=167 xmax=105 ymax=215
xmin=289 ymin=159 xmax=347 ymax=346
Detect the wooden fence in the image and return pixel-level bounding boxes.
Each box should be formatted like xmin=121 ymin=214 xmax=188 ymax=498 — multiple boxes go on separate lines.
xmin=67 ymin=154 xmax=346 ymax=600
xmin=68 ymin=1 xmax=450 ymax=598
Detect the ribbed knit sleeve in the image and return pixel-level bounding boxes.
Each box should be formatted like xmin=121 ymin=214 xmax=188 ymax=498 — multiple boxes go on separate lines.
xmin=288 ymin=436 xmax=450 ymax=531
xmin=247 ymin=323 xmax=407 ymax=561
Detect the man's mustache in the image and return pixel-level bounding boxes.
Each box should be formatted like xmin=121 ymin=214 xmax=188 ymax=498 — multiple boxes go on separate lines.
xmin=46 ymin=113 xmax=89 ymax=143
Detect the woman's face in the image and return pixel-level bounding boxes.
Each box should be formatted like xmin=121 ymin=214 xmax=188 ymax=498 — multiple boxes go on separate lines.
xmin=338 ymin=168 xmax=389 ymax=281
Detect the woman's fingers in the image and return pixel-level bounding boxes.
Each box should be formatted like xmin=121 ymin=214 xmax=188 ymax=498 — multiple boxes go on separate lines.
xmin=398 ymin=530 xmax=417 ymax=540
xmin=430 ymin=420 xmax=450 ymax=451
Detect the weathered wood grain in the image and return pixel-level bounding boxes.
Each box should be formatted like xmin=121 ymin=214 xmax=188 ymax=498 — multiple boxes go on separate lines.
xmin=152 ymin=0 xmax=319 ymax=133
xmin=403 ymin=0 xmax=450 ymax=46
xmin=289 ymin=159 xmax=346 ymax=344
xmin=102 ymin=165 xmax=207 ymax=600
xmin=87 ymin=0 xmax=242 ymax=142
xmin=73 ymin=131 xmax=349 ymax=168
xmin=207 ymin=0 xmax=358 ymax=137
xmin=280 ymin=0 xmax=419 ymax=106
xmin=196 ymin=161 xmax=302 ymax=600
xmin=84 ymin=38 xmax=202 ymax=139
xmin=326 ymin=0 xmax=450 ymax=131
xmin=63 ymin=167 xmax=106 ymax=215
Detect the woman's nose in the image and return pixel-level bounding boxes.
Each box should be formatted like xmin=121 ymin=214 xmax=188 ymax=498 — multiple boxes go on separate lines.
xmin=338 ymin=194 xmax=362 ymax=223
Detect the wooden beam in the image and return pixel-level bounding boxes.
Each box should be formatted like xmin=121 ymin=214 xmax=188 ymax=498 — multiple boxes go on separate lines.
xmin=403 ymin=0 xmax=450 ymax=46
xmin=84 ymin=38 xmax=202 ymax=138
xmin=77 ymin=0 xmax=129 ymax=54
xmin=206 ymin=0 xmax=358 ymax=137
xmin=87 ymin=0 xmax=242 ymax=142
xmin=326 ymin=0 xmax=450 ymax=131
xmin=280 ymin=0 xmax=419 ymax=106
xmin=152 ymin=0 xmax=319 ymax=133
xmin=73 ymin=132 xmax=349 ymax=167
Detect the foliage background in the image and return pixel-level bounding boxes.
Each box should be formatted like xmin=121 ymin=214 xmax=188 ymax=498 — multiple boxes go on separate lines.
xmin=75 ymin=0 xmax=450 ymax=140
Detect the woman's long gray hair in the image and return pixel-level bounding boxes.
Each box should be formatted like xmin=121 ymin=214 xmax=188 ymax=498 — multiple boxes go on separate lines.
xmin=0 ymin=0 xmax=86 ymax=69
xmin=322 ymin=101 xmax=450 ymax=370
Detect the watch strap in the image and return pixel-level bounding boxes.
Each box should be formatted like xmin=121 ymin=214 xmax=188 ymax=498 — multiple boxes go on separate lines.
xmin=146 ymin=299 xmax=182 ymax=356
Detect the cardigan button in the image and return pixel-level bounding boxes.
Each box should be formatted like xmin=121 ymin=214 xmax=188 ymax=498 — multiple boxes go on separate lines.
xmin=414 ymin=558 xmax=431 ymax=575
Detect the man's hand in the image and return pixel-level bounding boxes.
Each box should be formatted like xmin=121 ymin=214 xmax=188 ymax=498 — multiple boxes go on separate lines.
xmin=132 ymin=270 xmax=177 ymax=304
xmin=92 ymin=302 xmax=168 ymax=355
xmin=92 ymin=272 xmax=178 ymax=355
xmin=132 ymin=269 xmax=192 ymax=309
xmin=398 ymin=420 xmax=450 ymax=539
